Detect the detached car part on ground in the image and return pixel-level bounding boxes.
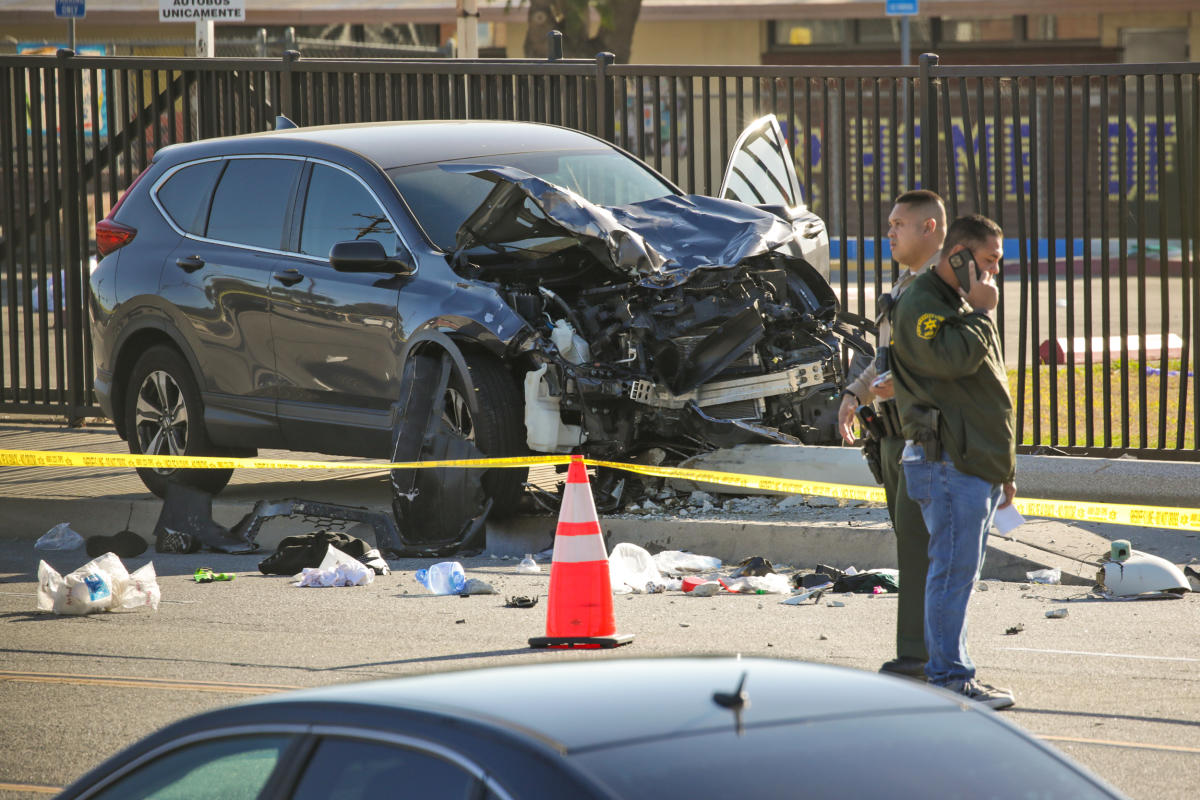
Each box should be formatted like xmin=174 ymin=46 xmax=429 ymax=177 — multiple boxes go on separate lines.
xmin=90 ymin=115 xmax=871 ymax=555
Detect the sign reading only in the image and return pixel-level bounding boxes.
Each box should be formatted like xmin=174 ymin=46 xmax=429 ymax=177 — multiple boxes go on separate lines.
xmin=159 ymin=0 xmax=245 ymax=22
xmin=55 ymin=0 xmax=85 ymax=18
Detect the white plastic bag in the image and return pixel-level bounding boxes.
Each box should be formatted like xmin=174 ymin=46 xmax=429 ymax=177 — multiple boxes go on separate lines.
xmin=296 ymin=545 xmax=374 ymax=587
xmin=1026 ymin=568 xmax=1061 ymax=585
xmin=609 ymin=542 xmax=663 ymax=593
xmin=652 ymin=550 xmax=722 ymax=576
xmin=119 ymin=563 xmax=162 ymax=610
xmin=37 ymin=552 xmax=160 ymax=615
xmin=34 ymin=522 xmax=85 ymax=551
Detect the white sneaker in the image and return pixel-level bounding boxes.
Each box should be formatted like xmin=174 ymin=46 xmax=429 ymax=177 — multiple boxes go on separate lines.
xmin=951 ymin=679 xmax=1015 ymax=710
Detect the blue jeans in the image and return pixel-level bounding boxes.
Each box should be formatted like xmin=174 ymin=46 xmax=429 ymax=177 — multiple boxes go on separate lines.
xmin=902 ymin=443 xmax=1003 ymax=687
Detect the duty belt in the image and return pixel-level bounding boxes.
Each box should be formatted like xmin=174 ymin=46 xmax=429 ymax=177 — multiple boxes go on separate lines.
xmin=877 ymin=399 xmax=902 ymax=439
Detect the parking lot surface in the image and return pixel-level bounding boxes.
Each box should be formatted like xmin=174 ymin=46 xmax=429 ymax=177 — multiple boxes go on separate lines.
xmin=2 ymin=539 xmax=1199 ymax=799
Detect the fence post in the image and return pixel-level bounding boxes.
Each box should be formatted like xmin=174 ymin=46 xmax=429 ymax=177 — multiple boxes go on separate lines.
xmin=57 ymin=49 xmax=85 ymax=424
xmin=281 ymin=49 xmax=300 ymax=124
xmin=595 ymin=52 xmax=615 ymax=142
xmin=918 ymin=52 xmax=939 ymax=192
xmin=547 ymin=30 xmax=563 ymax=61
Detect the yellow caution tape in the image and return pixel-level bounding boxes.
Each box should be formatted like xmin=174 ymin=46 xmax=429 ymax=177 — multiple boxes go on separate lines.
xmin=1 ymin=448 xmax=1197 ymax=532
xmin=0 ymin=449 xmax=569 ymax=471
xmin=587 ymin=459 xmax=888 ymax=504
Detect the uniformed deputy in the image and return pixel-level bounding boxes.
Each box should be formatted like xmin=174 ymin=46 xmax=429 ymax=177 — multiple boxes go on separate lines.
xmin=837 ymin=189 xmax=945 ymax=680
xmin=888 ymin=213 xmax=1017 ymax=710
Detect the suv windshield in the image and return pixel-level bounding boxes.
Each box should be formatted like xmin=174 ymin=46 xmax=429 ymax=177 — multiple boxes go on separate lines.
xmin=388 ymin=148 xmax=675 ymax=251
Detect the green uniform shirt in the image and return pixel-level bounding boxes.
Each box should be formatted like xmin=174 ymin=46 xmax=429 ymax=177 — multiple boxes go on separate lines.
xmin=890 ymin=270 xmax=1016 ymax=484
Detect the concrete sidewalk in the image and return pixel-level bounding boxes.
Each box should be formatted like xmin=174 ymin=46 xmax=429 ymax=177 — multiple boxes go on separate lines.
xmin=2 ymin=420 xmax=1197 ymax=585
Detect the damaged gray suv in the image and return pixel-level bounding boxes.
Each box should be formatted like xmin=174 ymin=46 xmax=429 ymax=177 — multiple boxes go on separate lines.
xmin=90 ymin=115 xmax=871 ymax=552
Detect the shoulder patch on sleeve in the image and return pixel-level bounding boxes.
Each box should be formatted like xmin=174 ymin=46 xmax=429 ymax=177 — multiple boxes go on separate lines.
xmin=916 ymin=313 xmax=944 ymax=340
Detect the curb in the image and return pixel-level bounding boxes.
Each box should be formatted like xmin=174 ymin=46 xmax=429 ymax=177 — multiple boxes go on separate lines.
xmin=486 ymin=513 xmax=1104 ymax=585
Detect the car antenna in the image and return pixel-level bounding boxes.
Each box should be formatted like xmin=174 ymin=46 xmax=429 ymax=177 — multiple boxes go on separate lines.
xmin=275 ymin=115 xmax=298 ymax=130
xmin=712 ymin=670 xmax=749 ymax=736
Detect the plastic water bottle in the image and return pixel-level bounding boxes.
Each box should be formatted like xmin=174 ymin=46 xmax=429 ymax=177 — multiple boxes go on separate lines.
xmin=414 ymin=561 xmax=467 ymax=595
xmin=516 ymin=554 xmax=541 ymax=574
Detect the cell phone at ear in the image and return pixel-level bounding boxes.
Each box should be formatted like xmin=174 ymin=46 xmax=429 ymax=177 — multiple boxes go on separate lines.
xmin=948 ymin=250 xmax=977 ymax=288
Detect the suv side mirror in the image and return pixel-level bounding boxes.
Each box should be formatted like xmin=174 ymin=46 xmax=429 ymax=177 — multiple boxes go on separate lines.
xmin=329 ymin=240 xmax=413 ymax=275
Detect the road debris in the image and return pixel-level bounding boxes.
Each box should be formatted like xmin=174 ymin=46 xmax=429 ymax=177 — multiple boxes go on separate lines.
xmin=296 ymin=547 xmax=374 ymax=587
xmin=193 ymin=567 xmax=234 ymax=583
xmin=1096 ymin=549 xmax=1190 ymax=598
xmin=34 ymin=523 xmax=85 ymax=551
xmin=414 ymin=561 xmax=466 ymax=594
xmin=1026 ymin=568 xmax=1061 ymax=585
xmin=37 ymin=552 xmax=159 ymax=615
xmin=460 ymin=578 xmax=496 ymax=595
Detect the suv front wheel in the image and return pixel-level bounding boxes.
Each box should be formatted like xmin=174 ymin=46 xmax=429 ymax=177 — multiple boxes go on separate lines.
xmin=124 ymin=345 xmax=234 ymax=497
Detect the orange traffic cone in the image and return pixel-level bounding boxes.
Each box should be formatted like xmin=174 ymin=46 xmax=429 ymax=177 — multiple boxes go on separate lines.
xmin=529 ymin=455 xmax=633 ymax=649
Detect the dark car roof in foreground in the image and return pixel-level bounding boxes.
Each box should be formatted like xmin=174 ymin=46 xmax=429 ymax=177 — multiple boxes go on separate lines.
xmin=243 ymin=657 xmax=950 ymax=751
xmin=160 ymin=119 xmax=614 ymax=171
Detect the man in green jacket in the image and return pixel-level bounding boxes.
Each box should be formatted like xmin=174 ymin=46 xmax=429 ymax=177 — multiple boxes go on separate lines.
xmin=889 ymin=213 xmax=1017 ymax=709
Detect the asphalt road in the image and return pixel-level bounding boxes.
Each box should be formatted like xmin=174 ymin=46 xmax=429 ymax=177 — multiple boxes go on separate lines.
xmin=1 ymin=541 xmax=1197 ymax=799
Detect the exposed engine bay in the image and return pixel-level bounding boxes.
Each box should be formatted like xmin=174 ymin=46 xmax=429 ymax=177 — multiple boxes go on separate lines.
xmin=450 ymin=165 xmax=874 ymax=460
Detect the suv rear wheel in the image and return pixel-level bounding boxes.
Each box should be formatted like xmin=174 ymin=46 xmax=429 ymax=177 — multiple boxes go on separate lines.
xmin=124 ymin=345 xmax=234 ymax=497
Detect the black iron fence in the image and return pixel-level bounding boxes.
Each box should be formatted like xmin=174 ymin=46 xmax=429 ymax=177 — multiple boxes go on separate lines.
xmin=1 ymin=51 xmax=1198 ymax=459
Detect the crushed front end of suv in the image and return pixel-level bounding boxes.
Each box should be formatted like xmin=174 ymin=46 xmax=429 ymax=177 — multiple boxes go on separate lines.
xmin=90 ymin=115 xmax=871 ymax=554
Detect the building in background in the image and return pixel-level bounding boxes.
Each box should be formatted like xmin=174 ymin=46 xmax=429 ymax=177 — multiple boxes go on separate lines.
xmin=0 ymin=1 xmax=1195 ymax=65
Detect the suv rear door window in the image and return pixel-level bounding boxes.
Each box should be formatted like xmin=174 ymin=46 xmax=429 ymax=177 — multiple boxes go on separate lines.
xmin=206 ymin=157 xmax=301 ymax=250
xmin=157 ymin=160 xmax=222 ymax=234
xmin=298 ymin=164 xmax=400 ymax=258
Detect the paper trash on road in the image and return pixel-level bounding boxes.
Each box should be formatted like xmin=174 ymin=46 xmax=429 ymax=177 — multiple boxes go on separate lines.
xmin=37 ymin=552 xmax=160 ymax=615
xmin=295 ymin=546 xmax=374 ymax=587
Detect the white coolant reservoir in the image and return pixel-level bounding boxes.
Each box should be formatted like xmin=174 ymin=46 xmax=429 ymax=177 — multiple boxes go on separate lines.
xmin=524 ymin=364 xmax=585 ymax=453
xmin=551 ymin=319 xmax=591 ymax=364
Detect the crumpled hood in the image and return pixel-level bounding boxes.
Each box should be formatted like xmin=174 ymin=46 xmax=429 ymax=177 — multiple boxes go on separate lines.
xmin=445 ymin=164 xmax=797 ymax=287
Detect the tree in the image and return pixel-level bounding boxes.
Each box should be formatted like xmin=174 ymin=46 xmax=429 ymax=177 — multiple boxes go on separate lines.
xmin=522 ymin=0 xmax=643 ymax=64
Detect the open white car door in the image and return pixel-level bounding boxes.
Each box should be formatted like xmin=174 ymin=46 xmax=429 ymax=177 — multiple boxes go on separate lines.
xmin=720 ymin=114 xmax=829 ymax=277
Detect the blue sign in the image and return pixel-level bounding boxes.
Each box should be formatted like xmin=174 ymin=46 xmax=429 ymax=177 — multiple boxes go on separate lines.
xmin=885 ymin=0 xmax=918 ymax=15
xmin=55 ymin=0 xmax=86 ymax=17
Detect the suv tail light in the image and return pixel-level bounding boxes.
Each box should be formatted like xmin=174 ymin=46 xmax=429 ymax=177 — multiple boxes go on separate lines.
xmin=96 ymin=166 xmax=150 ymax=257
xmin=96 ymin=219 xmax=137 ymax=257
